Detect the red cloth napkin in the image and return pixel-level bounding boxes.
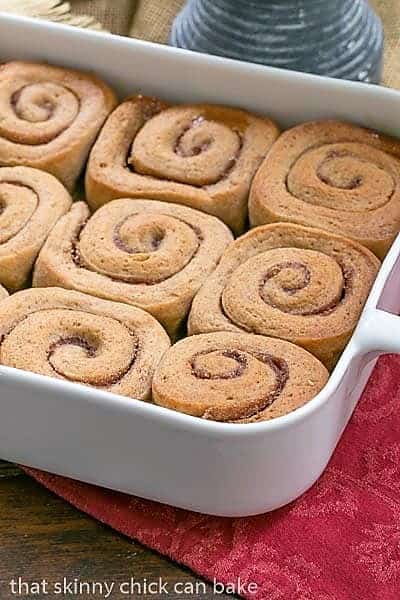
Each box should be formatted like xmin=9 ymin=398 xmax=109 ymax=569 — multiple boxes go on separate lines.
xmin=25 ymin=354 xmax=400 ymax=600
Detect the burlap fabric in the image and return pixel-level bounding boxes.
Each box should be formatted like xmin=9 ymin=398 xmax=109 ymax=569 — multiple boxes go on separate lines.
xmin=372 ymin=0 xmax=400 ymax=88
xmin=3 ymin=1 xmax=400 ymax=88
xmin=72 ymin=0 xmax=136 ymax=35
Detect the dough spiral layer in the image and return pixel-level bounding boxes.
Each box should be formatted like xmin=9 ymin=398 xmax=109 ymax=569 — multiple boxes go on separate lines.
xmin=0 ymin=61 xmax=116 ymax=190
xmin=249 ymin=121 xmax=400 ymax=258
xmin=188 ymin=223 xmax=380 ymax=369
xmin=0 ymin=166 xmax=72 ymax=290
xmin=33 ymin=198 xmax=233 ymax=336
xmin=0 ymin=288 xmax=170 ymax=400
xmin=152 ymin=332 xmax=329 ymax=423
xmin=85 ymin=96 xmax=279 ymax=233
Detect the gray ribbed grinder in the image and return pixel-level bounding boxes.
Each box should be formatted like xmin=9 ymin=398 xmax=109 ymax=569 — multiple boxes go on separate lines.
xmin=170 ymin=0 xmax=383 ymax=83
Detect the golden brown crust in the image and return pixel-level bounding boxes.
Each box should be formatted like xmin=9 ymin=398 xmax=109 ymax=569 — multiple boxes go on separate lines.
xmin=152 ymin=332 xmax=329 ymax=423
xmin=0 ymin=61 xmax=117 ymax=190
xmin=85 ymin=96 xmax=279 ymax=234
xmin=33 ymin=198 xmax=233 ymax=337
xmin=0 ymin=166 xmax=72 ymax=290
xmin=0 ymin=287 xmax=170 ymax=400
xmin=249 ymin=120 xmax=400 ymax=258
xmin=188 ymin=223 xmax=380 ymax=369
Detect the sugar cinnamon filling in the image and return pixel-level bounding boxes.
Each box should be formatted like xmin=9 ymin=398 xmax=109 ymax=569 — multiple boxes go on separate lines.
xmin=71 ymin=214 xmax=203 ymax=285
xmin=11 ymin=87 xmax=55 ymax=121
xmin=126 ymin=115 xmax=243 ymax=187
xmin=113 ymin=218 xmax=166 ymax=254
xmin=258 ymin=260 xmax=350 ymax=316
xmin=5 ymin=82 xmax=81 ymax=144
xmin=190 ymin=349 xmax=248 ymax=380
xmin=285 ymin=146 xmax=396 ymax=210
xmin=218 ymin=256 xmax=352 ymax=329
xmin=0 ymin=317 xmax=140 ymax=388
xmin=317 ymin=151 xmax=365 ymax=190
xmin=0 ymin=180 xmax=39 ymax=244
xmin=190 ymin=348 xmax=289 ymax=418
xmin=47 ymin=333 xmax=139 ymax=386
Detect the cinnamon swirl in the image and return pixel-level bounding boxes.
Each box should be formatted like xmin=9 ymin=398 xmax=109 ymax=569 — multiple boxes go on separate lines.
xmin=85 ymin=96 xmax=279 ymax=233
xmin=249 ymin=121 xmax=400 ymax=258
xmin=0 ymin=287 xmax=170 ymax=400
xmin=152 ymin=332 xmax=329 ymax=422
xmin=0 ymin=166 xmax=72 ymax=290
xmin=188 ymin=223 xmax=380 ymax=369
xmin=33 ymin=199 xmax=233 ymax=337
xmin=0 ymin=61 xmax=116 ymax=190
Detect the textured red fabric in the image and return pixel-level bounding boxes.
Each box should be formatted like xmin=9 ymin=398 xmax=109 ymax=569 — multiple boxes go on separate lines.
xmin=25 ymin=354 xmax=400 ymax=600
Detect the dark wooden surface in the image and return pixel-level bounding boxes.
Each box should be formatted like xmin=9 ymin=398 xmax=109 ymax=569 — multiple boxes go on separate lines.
xmin=0 ymin=460 xmax=230 ymax=599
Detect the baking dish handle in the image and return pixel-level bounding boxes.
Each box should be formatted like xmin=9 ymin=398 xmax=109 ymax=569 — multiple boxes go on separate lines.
xmin=357 ymin=308 xmax=400 ymax=354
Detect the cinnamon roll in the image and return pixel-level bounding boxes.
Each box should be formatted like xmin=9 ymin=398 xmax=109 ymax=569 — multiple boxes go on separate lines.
xmin=33 ymin=198 xmax=233 ymax=337
xmin=85 ymin=96 xmax=279 ymax=233
xmin=0 ymin=287 xmax=170 ymax=400
xmin=188 ymin=223 xmax=380 ymax=369
xmin=0 ymin=166 xmax=72 ymax=290
xmin=249 ymin=121 xmax=400 ymax=258
xmin=0 ymin=61 xmax=117 ymax=190
xmin=0 ymin=285 xmax=8 ymax=300
xmin=152 ymin=332 xmax=329 ymax=423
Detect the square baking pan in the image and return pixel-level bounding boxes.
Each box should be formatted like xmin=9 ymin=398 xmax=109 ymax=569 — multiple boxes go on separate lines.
xmin=0 ymin=13 xmax=400 ymax=517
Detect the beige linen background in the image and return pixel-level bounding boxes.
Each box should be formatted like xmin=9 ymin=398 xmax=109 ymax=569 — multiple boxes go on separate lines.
xmin=2 ymin=1 xmax=399 ymax=88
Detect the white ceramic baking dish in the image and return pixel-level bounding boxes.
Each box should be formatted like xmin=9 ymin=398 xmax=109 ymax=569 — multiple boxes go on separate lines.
xmin=0 ymin=13 xmax=400 ymax=517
